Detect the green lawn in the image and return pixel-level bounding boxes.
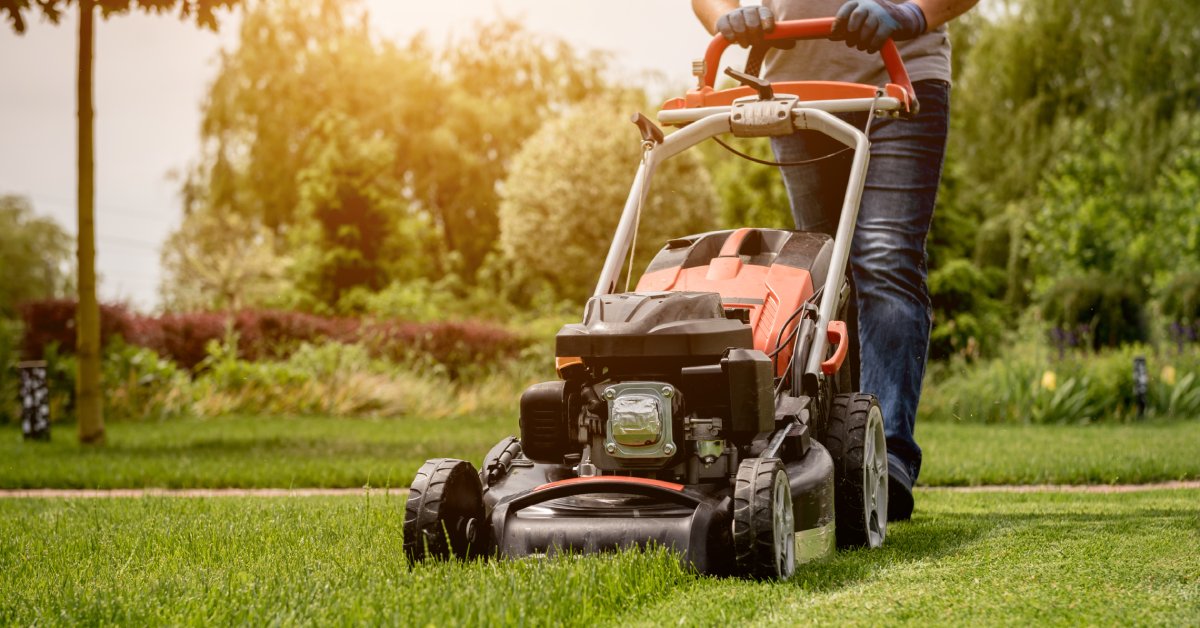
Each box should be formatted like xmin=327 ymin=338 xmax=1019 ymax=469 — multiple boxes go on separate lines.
xmin=1 ymin=416 xmax=1198 ymax=489
xmin=1 ymin=490 xmax=1196 ymax=625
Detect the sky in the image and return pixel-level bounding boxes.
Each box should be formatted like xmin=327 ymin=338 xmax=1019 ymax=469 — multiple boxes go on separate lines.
xmin=0 ymin=1 xmax=743 ymax=310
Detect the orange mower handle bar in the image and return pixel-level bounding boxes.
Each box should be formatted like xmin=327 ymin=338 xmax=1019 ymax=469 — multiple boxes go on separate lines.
xmin=700 ymin=17 xmax=917 ymax=112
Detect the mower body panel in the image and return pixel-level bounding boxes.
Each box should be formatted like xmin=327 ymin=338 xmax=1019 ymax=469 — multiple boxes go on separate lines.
xmin=481 ymin=439 xmax=836 ymax=574
xmin=636 ymin=228 xmax=833 ymax=376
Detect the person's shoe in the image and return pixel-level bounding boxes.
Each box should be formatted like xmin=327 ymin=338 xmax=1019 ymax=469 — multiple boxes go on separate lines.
xmin=887 ymin=454 xmax=914 ymax=521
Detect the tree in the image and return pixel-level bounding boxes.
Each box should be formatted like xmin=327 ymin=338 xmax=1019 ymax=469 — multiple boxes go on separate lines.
xmin=950 ymin=0 xmax=1200 ymax=302
xmin=0 ymin=195 xmax=75 ymax=318
xmin=287 ymin=111 xmax=428 ymax=311
xmin=2 ymin=0 xmax=240 ymax=444
xmin=499 ymin=98 xmax=720 ymax=303
xmin=183 ymin=2 xmax=609 ymax=288
xmin=159 ymin=208 xmax=289 ymax=312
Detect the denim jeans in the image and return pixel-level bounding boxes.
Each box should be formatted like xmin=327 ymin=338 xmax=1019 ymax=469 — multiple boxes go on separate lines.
xmin=770 ymin=80 xmax=950 ymax=485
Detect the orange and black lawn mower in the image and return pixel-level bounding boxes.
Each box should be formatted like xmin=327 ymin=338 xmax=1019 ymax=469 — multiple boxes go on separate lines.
xmin=404 ymin=18 xmax=918 ymax=579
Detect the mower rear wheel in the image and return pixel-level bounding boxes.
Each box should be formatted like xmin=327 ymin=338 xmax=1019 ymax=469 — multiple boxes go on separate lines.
xmin=732 ymin=458 xmax=796 ymax=580
xmin=403 ymin=458 xmax=489 ymax=563
xmin=826 ymin=394 xmax=888 ymax=549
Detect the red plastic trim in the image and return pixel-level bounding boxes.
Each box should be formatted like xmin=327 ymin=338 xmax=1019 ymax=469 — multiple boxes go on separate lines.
xmin=821 ymin=320 xmax=849 ymax=375
xmin=533 ymin=476 xmax=685 ymax=492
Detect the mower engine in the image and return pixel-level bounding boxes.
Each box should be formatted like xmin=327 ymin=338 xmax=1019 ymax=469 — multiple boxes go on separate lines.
xmin=523 ymin=290 xmax=776 ymax=483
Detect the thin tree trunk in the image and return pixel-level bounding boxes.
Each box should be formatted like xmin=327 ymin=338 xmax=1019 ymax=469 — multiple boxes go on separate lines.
xmin=76 ymin=0 xmax=104 ymax=444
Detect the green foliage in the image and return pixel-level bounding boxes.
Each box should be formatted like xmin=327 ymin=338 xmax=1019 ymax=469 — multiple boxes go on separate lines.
xmin=1041 ymin=273 xmax=1149 ymax=351
xmin=101 ymin=340 xmax=192 ymax=421
xmin=700 ymin=138 xmax=793 ymax=230
xmin=1160 ymin=271 xmax=1200 ymax=349
xmin=1 ymin=0 xmax=238 ymax=33
xmin=498 ymin=98 xmax=719 ymax=303
xmin=0 ymin=195 xmax=73 ymax=319
xmin=906 ymin=0 xmax=1200 ymax=354
xmin=159 ymin=208 xmax=290 ymax=311
xmin=928 ymin=259 xmax=1006 ymax=360
xmin=0 ymin=319 xmax=20 ymax=423
xmin=921 ymin=341 xmax=1200 ymax=424
xmin=287 ymin=112 xmax=419 ymax=311
xmin=181 ymin=0 xmax=609 ymax=305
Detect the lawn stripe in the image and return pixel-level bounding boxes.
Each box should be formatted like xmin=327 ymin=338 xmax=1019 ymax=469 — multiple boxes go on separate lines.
xmin=2 ymin=480 xmax=1199 ymax=498
xmin=920 ymin=479 xmax=1200 ymax=493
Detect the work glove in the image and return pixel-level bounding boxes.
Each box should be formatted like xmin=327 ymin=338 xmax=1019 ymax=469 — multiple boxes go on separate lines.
xmin=716 ymin=5 xmax=776 ymax=48
xmin=831 ymin=0 xmax=928 ymax=54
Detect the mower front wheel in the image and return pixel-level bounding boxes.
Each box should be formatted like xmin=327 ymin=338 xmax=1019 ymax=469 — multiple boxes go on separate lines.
xmin=732 ymin=457 xmax=796 ymax=580
xmin=403 ymin=458 xmax=489 ymax=563
xmin=826 ymin=393 xmax=888 ymax=549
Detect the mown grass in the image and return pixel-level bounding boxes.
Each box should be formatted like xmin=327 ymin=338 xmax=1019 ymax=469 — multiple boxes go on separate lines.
xmin=919 ymin=419 xmax=1200 ymax=485
xmin=1 ymin=490 xmax=1196 ymax=625
xmin=1 ymin=416 xmax=1198 ymax=489
xmin=0 ymin=415 xmax=510 ymax=489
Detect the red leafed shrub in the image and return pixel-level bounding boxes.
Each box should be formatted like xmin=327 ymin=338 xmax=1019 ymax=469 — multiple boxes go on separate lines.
xmin=154 ymin=312 xmax=230 ymax=369
xmin=18 ymin=299 xmax=524 ymax=373
xmin=233 ymin=310 xmax=359 ymax=361
xmin=18 ymin=299 xmax=149 ymax=360
xmin=362 ymin=319 xmax=525 ymax=375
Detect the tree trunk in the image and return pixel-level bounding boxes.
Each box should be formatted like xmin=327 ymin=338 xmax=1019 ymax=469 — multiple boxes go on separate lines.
xmin=76 ymin=0 xmax=104 ymax=444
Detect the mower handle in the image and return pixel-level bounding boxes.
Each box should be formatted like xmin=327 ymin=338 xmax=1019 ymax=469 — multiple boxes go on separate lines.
xmin=701 ymin=17 xmax=915 ymax=102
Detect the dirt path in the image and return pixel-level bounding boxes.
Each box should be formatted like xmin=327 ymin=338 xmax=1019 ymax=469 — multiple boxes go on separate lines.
xmin=1 ymin=480 xmax=1198 ymax=498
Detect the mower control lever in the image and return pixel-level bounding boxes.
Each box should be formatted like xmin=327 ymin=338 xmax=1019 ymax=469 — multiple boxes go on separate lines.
xmin=724 ymin=67 xmax=774 ymax=100
xmin=631 ymin=112 xmax=665 ymax=146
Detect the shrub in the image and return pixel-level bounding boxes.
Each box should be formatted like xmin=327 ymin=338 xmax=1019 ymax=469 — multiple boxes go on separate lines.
xmin=928 ymin=259 xmax=1006 ymax=361
xmin=18 ymin=300 xmax=524 ymax=374
xmin=234 ymin=310 xmax=358 ymax=361
xmin=101 ymin=340 xmax=192 ymax=420
xmin=0 ymin=318 xmax=21 ymax=424
xmin=1160 ymin=271 xmax=1200 ymax=350
xmin=1041 ymin=273 xmax=1149 ymax=354
xmin=360 ymin=319 xmax=526 ymax=379
xmin=18 ymin=299 xmax=147 ymax=360
xmin=499 ymin=98 xmax=719 ymax=303
xmin=920 ymin=341 xmax=1200 ymax=423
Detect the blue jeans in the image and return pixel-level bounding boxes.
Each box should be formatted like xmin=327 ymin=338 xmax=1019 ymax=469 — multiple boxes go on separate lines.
xmin=770 ymin=80 xmax=950 ymax=486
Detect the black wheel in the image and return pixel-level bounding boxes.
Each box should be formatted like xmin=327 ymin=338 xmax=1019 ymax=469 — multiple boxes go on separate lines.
xmin=825 ymin=393 xmax=888 ymax=549
xmin=403 ymin=458 xmax=489 ymax=562
xmin=732 ymin=458 xmax=796 ymax=580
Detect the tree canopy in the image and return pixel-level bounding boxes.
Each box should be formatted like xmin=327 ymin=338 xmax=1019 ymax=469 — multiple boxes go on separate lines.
xmin=0 ymin=196 xmax=74 ymax=318
xmin=1 ymin=0 xmax=237 ymax=33
xmin=499 ymin=98 xmax=719 ymax=303
xmin=180 ymin=0 xmax=611 ymax=307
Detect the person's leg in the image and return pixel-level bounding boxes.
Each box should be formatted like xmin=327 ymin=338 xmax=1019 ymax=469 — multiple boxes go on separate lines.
xmin=770 ymin=130 xmax=853 ymax=235
xmin=850 ymin=80 xmax=950 ymax=519
xmin=772 ymin=80 xmax=950 ymax=519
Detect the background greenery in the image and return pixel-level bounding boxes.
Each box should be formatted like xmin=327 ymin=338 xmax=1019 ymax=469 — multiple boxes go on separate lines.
xmin=3 ymin=0 xmax=1200 ymax=429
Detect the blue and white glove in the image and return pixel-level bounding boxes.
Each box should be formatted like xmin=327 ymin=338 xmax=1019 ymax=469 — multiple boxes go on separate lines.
xmin=831 ymin=0 xmax=928 ymax=53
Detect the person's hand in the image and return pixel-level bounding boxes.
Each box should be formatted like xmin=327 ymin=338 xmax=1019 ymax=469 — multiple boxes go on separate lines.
xmin=831 ymin=0 xmax=927 ymax=53
xmin=716 ymin=5 xmax=776 ymax=48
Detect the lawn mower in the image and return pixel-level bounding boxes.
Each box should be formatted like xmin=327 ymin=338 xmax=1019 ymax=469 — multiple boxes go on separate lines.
xmin=404 ymin=18 xmax=919 ymax=579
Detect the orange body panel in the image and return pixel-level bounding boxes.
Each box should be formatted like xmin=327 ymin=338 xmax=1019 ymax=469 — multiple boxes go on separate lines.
xmin=637 ymin=251 xmax=814 ymax=377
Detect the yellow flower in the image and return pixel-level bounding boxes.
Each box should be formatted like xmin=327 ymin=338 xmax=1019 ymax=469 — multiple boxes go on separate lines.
xmin=1162 ymin=365 xmax=1177 ymax=386
xmin=1041 ymin=370 xmax=1057 ymax=391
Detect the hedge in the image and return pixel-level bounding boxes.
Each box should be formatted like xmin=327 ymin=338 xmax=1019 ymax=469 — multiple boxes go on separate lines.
xmin=17 ymin=300 xmax=525 ymax=373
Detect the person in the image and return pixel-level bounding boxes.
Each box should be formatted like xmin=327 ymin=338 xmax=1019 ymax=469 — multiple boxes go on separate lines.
xmin=691 ymin=0 xmax=978 ymax=520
